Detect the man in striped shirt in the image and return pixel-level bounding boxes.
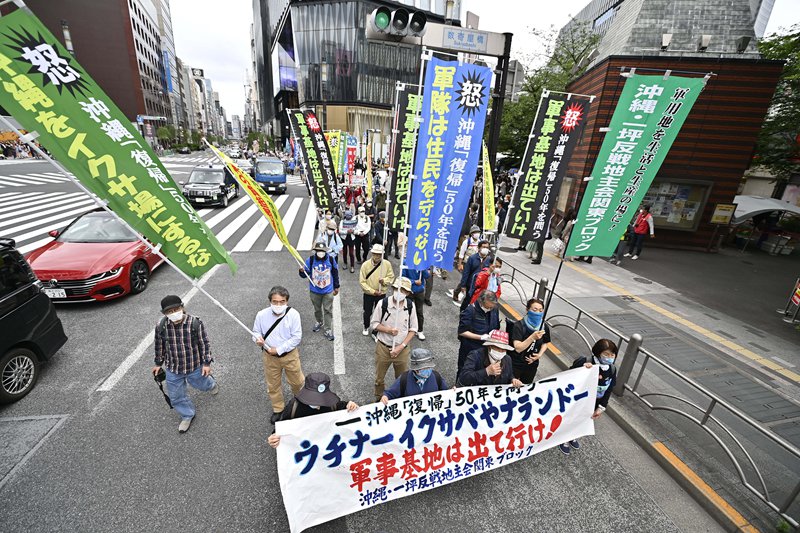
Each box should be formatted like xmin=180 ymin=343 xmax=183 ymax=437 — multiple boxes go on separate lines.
xmin=151 ymin=295 xmax=218 ymax=434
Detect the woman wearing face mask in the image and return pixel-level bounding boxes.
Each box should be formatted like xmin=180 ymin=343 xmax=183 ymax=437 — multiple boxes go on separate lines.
xmin=457 ymin=329 xmax=524 ymax=388
xmin=560 ymin=338 xmax=618 ymax=455
xmin=318 ymin=219 xmax=343 ymax=259
xmin=339 ymin=210 xmax=358 ymax=273
xmin=510 ymin=298 xmax=550 ymax=383
xmin=469 ymin=257 xmax=503 ymax=305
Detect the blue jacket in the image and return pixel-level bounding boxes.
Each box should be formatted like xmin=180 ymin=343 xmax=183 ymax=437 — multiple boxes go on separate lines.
xmin=459 ymin=348 xmax=514 ymax=386
xmin=461 ymin=252 xmax=491 ymax=292
xmin=402 ymin=268 xmax=430 ymax=294
xmin=384 ymin=370 xmax=448 ymax=400
xmin=457 ymin=303 xmax=500 ymax=359
xmin=299 ymin=254 xmax=339 ymax=294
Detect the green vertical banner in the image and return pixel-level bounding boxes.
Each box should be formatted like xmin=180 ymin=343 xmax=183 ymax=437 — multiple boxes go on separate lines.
xmin=0 ymin=8 xmax=235 ymax=278
xmin=567 ymin=74 xmax=706 ymax=256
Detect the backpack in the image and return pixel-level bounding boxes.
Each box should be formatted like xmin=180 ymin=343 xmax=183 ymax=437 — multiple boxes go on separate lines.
xmin=399 ymin=370 xmax=445 ymax=396
xmin=158 ymin=315 xmax=201 ymax=345
xmin=378 ymin=295 xmax=414 ymax=323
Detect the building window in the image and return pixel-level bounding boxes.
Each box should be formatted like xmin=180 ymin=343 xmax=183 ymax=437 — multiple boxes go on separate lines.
xmin=593 ymin=2 xmax=622 ymax=29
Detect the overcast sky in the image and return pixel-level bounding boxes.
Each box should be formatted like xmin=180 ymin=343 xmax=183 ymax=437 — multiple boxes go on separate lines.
xmin=170 ymin=0 xmax=799 ymax=119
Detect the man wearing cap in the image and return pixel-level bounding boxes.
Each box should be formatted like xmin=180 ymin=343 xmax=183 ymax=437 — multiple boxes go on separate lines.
xmin=458 ymin=329 xmax=524 ymax=388
xmin=380 ymin=348 xmax=447 ymax=404
xmin=253 ymin=286 xmax=304 ymax=423
xmin=359 ymin=243 xmax=395 ymax=336
xmin=318 ymin=219 xmax=343 ymax=259
xmin=457 ymin=290 xmax=500 ymax=379
xmin=152 ymin=295 xmax=218 ymax=434
xmin=299 ymin=242 xmax=340 ymax=341
xmin=267 ymin=373 xmax=359 ymax=448
xmin=354 ymin=205 xmax=372 ymax=262
xmin=370 ymin=277 xmax=418 ymax=401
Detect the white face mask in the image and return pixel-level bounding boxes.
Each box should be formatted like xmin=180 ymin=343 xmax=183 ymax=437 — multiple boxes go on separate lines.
xmin=325 ymin=215 xmax=332 ymax=220
xmin=471 ymin=233 xmax=480 ymax=240
xmin=316 ymin=251 xmax=327 ymax=259
xmin=478 ymin=248 xmax=489 ymax=257
xmin=271 ymin=304 xmax=287 ymax=315
xmin=488 ymin=348 xmax=505 ymax=361
xmin=494 ymin=268 xmax=502 ymax=275
xmin=166 ymin=310 xmax=183 ymax=323
xmin=326 ymin=229 xmax=335 ymax=235
xmin=394 ymin=292 xmax=407 ymax=302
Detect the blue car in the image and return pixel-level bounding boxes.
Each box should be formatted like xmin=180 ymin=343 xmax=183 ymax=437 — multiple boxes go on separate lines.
xmin=254 ymin=157 xmax=287 ymax=194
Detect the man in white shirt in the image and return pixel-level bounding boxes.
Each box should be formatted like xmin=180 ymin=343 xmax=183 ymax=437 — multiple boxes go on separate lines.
xmin=354 ymin=205 xmax=372 ymax=262
xmin=252 ymin=285 xmax=304 ymax=423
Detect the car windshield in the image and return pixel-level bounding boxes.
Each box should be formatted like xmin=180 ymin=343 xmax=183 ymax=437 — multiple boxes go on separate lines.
xmin=234 ymin=159 xmax=251 ymax=168
xmin=59 ymin=213 xmax=137 ymax=243
xmin=188 ymin=169 xmax=224 ymax=184
xmin=256 ymin=161 xmax=284 ymax=175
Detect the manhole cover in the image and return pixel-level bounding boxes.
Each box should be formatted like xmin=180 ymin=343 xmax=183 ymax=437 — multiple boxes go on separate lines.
xmin=499 ymin=247 xmax=518 ymax=253
xmin=633 ymin=277 xmax=653 ymax=285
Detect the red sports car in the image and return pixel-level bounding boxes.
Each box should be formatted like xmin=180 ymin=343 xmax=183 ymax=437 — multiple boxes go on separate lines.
xmin=25 ymin=210 xmax=164 ymax=302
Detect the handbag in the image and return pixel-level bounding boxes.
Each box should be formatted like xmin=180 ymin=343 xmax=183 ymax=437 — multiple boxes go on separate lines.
xmin=551 ymin=238 xmax=565 ymax=255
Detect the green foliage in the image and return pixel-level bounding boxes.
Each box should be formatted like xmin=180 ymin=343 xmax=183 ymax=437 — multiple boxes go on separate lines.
xmin=753 ymin=26 xmax=800 ymax=183
xmin=190 ymin=130 xmax=202 ymax=145
xmin=498 ymin=21 xmax=600 ymax=161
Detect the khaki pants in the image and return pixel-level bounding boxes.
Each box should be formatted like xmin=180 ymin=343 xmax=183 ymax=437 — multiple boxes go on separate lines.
xmin=261 ymin=347 xmax=304 ymax=413
xmin=374 ymin=341 xmax=410 ymax=400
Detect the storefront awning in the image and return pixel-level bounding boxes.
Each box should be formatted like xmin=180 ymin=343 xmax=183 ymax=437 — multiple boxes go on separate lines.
xmin=733 ymin=195 xmax=800 ymax=224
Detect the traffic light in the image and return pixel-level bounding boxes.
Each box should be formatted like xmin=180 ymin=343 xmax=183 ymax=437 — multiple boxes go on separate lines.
xmin=368 ymin=7 xmax=427 ymax=41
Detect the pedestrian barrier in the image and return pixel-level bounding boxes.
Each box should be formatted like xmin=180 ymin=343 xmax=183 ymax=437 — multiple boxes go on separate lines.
xmin=777 ymin=277 xmax=800 ymax=325
xmin=499 ymin=259 xmax=800 ymax=528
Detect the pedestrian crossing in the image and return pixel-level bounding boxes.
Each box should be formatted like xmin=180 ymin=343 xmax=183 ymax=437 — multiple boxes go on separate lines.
xmin=0 ymin=190 xmax=323 ymax=257
xmin=159 ymin=155 xmax=217 ymax=165
xmin=0 ymin=171 xmax=73 ymax=188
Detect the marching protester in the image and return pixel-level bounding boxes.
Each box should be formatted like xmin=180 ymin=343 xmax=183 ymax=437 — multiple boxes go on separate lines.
xmin=355 ymin=205 xmax=372 ymax=262
xmin=375 ymin=186 xmax=387 ymax=212
xmin=469 ymin=257 xmax=503 ymax=304
xmin=252 ymin=286 xmax=304 ymax=424
xmin=359 ymin=243 xmax=395 ymax=336
xmin=556 ymin=210 xmax=577 ymax=261
xmin=510 ymin=298 xmax=551 ymax=383
xmin=560 ymin=338 xmax=618 ymax=455
xmin=449 ymin=225 xmax=482 ymax=304
xmin=381 ymin=348 xmax=447 ymax=404
xmin=401 ymin=262 xmax=430 ymax=340
xmin=458 ymin=329 xmax=524 ymax=388
xmin=457 ymin=290 xmax=500 ymax=379
xmin=372 ymin=211 xmax=386 ymax=246
xmin=299 ymin=242 xmax=339 ymax=341
xmin=318 ymin=219 xmax=343 ymax=259
xmin=385 ymin=220 xmax=400 ymax=259
xmin=625 ymin=204 xmax=655 ymax=260
xmin=339 ymin=209 xmax=358 ymax=273
xmin=459 ymin=240 xmax=493 ymax=311
xmin=267 ymin=373 xmax=359 ymax=448
xmin=370 ymin=277 xmax=418 ymax=401
xmin=152 ymin=295 xmax=218 ymax=434
xmin=423 ymin=266 xmax=434 ymax=307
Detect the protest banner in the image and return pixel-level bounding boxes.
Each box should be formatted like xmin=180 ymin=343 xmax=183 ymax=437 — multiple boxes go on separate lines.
xmin=407 ymin=57 xmax=492 ymax=269
xmin=0 ymin=8 xmax=235 ymax=278
xmin=287 ymin=109 xmax=338 ymax=211
xmin=205 ymin=142 xmax=305 ymax=266
xmin=277 ymin=366 xmax=598 ymax=532
xmin=324 ymin=130 xmax=342 ymax=177
xmin=506 ymin=93 xmax=592 ymax=243
xmin=482 ymin=141 xmax=495 ymax=231
xmin=365 ymin=142 xmax=373 ymax=200
xmin=346 ymin=135 xmax=358 ymax=176
xmin=387 ymin=85 xmax=421 ymax=232
xmin=566 ymin=74 xmax=706 ymax=256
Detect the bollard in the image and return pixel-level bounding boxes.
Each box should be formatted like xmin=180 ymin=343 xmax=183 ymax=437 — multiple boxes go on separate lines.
xmin=537 ymin=277 xmax=549 ymax=302
xmin=613 ymin=333 xmax=642 ymax=396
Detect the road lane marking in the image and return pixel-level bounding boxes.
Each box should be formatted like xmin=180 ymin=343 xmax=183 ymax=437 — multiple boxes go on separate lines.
xmin=333 ymin=293 xmax=345 ymax=375
xmin=4 ymin=203 xmax=94 ymax=242
xmin=266 ymin=198 xmax=302 ymax=251
xmin=232 ymin=195 xmax=288 ymax=252
xmin=204 ymin=195 xmax=250 ymax=229
xmin=0 ymin=415 xmax=68 ymax=491
xmin=96 ymin=265 xmax=221 ymax=392
xmin=297 ymin=201 xmax=318 ymax=251
xmin=215 ymin=203 xmax=259 ymax=245
xmin=0 ymin=196 xmax=94 ymax=230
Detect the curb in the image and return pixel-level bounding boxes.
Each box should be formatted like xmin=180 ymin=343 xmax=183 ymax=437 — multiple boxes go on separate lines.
xmin=498 ymin=297 xmax=762 ymax=533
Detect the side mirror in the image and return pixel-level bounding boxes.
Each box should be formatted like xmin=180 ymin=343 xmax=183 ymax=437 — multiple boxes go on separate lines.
xmin=48 ymin=229 xmax=59 ymax=238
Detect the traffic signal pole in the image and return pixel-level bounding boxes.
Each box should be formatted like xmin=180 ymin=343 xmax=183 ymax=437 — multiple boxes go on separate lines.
xmin=485 ymin=32 xmax=512 ymax=172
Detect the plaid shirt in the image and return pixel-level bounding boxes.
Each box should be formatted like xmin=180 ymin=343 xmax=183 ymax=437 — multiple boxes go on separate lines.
xmin=154 ymin=315 xmax=212 ymax=374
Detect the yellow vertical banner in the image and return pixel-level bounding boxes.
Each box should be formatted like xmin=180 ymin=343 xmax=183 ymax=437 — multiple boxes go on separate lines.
xmin=366 ymin=142 xmax=373 ymax=199
xmin=482 ymin=142 xmax=496 ymax=231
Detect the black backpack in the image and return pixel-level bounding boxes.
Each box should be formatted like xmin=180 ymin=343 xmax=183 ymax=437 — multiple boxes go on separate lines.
xmin=158 ymin=315 xmax=201 ymax=345
xmin=399 ymin=370 xmax=445 ymax=395
xmin=378 ymin=295 xmax=413 ymax=323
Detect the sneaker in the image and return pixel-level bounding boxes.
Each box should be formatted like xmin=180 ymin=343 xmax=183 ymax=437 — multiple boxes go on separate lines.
xmin=350 ymin=267 xmax=355 ymax=273
xmin=446 ymin=289 xmax=454 ymax=297
xmin=270 ymin=411 xmax=283 ymax=424
xmin=324 ymin=330 xmax=335 ymax=341
xmin=558 ymin=442 xmax=571 ymax=455
xmin=210 ymin=383 xmax=219 ymax=395
xmin=312 ymin=322 xmax=322 ymax=333
xmin=452 ymin=299 xmax=462 ymax=307
xmin=631 ymin=255 xmax=638 ymax=260
xmin=424 ymin=299 xmax=432 ymax=307
xmin=531 ymin=259 xmax=541 ymax=265
xmin=371 ymin=334 xmax=378 ymax=343
xmin=178 ymin=417 xmax=193 ymax=433
xmin=417 ymin=331 xmax=426 ymax=341
xmin=569 ymin=439 xmax=580 ymax=450
xmin=623 ymin=252 xmax=631 ymax=257
xmin=362 ymin=328 xmax=370 ymax=336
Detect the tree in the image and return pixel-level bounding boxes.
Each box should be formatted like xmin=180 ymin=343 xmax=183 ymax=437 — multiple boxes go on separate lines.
xmin=752 ymin=26 xmax=800 ymax=193
xmin=190 ymin=130 xmax=202 ymax=146
xmin=498 ymin=21 xmax=600 ymax=162
xmin=156 ymin=126 xmax=172 ymax=146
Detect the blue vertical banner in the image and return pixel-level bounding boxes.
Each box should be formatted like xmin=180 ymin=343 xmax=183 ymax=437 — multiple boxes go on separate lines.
xmin=407 ymin=57 xmax=492 ymax=269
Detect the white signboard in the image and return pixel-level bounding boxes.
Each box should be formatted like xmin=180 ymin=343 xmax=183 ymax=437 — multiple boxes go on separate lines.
xmin=442 ymin=27 xmax=490 ymax=53
xmin=276 ymin=366 xmax=598 ymax=532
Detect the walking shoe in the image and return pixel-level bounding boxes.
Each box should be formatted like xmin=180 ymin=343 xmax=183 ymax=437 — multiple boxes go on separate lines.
xmin=350 ymin=267 xmax=355 ymax=273
xmin=623 ymin=252 xmax=631 ymax=257
xmin=362 ymin=328 xmax=370 ymax=336
xmin=558 ymin=442 xmax=571 ymax=455
xmin=417 ymin=331 xmax=426 ymax=341
xmin=178 ymin=417 xmax=193 ymax=433
xmin=324 ymin=330 xmax=335 ymax=341
xmin=531 ymin=259 xmax=541 ymax=265
xmin=394 ymin=254 xmax=400 ymax=259
xmin=371 ymin=334 xmax=378 ymax=343
xmin=270 ymin=411 xmax=283 ymax=424
xmin=312 ymin=322 xmax=322 ymax=332
xmin=446 ymin=289 xmax=454 ymax=297
xmin=424 ymin=299 xmax=432 ymax=306
xmin=569 ymin=439 xmax=580 ymax=450
xmin=631 ymin=255 xmax=639 ymax=260
xmin=452 ymin=299 xmax=462 ymax=307
xmin=210 ymin=383 xmax=219 ymax=395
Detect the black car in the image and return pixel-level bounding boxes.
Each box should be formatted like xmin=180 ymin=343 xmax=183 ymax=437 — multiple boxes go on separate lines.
xmin=177 ymin=146 xmax=191 ymax=154
xmin=180 ymin=165 xmax=240 ymax=207
xmin=0 ymin=238 xmax=68 ymax=404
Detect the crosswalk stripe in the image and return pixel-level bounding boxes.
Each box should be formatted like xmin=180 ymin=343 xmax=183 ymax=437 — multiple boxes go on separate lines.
xmin=0 ymin=191 xmax=38 ymax=203
xmin=297 ymin=202 xmax=319 ymax=251
xmin=15 ymin=173 xmax=64 ymax=183
xmin=28 ymin=173 xmax=70 ymax=182
xmin=6 ymin=204 xmax=94 ymax=244
xmin=0 ymin=198 xmax=95 ymax=233
xmin=266 ymin=198 xmax=303 ymax=251
xmin=18 ymin=236 xmax=55 ymax=255
xmin=204 ymin=195 xmax=251 ymax=229
xmin=0 ymin=192 xmax=71 ymax=213
xmin=215 ymin=203 xmax=260 ymax=245
xmin=197 ymin=208 xmax=213 ymax=217
xmin=232 ymin=196 xmax=289 ymax=252
xmin=0 ymin=176 xmax=27 ymax=187
xmin=0 ymin=195 xmax=91 ymax=227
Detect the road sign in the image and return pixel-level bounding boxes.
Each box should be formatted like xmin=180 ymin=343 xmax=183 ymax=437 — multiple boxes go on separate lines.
xmin=441 ymin=27 xmax=490 ymax=53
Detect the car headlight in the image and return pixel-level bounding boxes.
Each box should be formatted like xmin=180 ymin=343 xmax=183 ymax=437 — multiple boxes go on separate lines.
xmin=105 ymin=266 xmax=123 ymax=278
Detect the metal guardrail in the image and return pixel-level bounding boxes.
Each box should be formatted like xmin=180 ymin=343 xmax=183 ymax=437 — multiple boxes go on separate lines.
xmin=498 ymin=259 xmax=800 ymax=528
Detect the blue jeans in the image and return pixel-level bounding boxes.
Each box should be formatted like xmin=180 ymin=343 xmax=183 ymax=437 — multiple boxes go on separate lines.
xmin=166 ymin=366 xmax=216 ymax=420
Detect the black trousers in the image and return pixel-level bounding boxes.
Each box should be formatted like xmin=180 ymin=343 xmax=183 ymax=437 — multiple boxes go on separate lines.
xmin=410 ymin=290 xmax=425 ymax=331
xmin=513 ymin=361 xmax=540 ymax=383
xmin=362 ymin=293 xmax=383 ymax=329
xmin=356 ymin=234 xmax=370 ymax=262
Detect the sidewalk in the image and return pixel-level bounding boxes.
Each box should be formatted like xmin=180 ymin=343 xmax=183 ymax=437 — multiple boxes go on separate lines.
xmin=495 ymin=238 xmax=800 ymax=531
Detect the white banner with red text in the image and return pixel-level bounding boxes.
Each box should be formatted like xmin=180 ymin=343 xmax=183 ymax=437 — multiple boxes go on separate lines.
xmin=276 ymin=366 xmax=598 ymax=532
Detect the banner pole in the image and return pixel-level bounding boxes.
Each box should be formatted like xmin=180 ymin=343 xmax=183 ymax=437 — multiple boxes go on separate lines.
xmin=383 ymin=81 xmax=403 ymax=247
xmin=0 ymin=116 xmax=252 ymax=335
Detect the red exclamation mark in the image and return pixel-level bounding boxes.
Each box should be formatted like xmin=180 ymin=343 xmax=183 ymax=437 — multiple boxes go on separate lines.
xmin=545 ymin=415 xmax=563 ymax=439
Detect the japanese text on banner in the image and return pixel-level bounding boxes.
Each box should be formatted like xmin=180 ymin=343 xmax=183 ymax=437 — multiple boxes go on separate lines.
xmin=482 ymin=141 xmax=495 ymax=231
xmin=286 ymin=109 xmax=339 ymax=211
xmin=388 ymin=88 xmax=422 ymax=232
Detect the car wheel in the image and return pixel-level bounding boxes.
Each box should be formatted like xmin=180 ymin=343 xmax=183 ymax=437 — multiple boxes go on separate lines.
xmin=129 ymin=260 xmax=150 ymax=294
xmin=222 ymin=194 xmax=229 ymax=207
xmin=234 ymin=185 xmax=240 ymax=199
xmin=0 ymin=348 xmax=39 ymax=404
